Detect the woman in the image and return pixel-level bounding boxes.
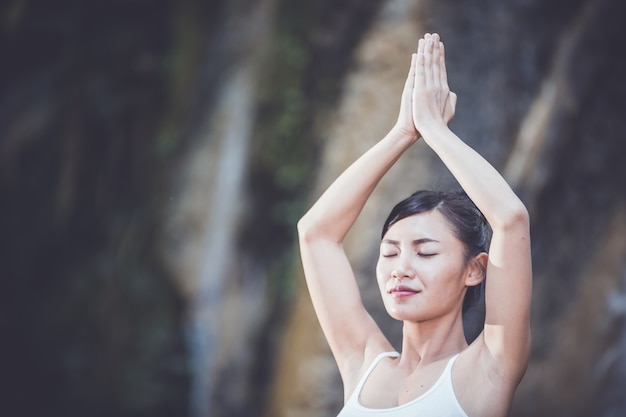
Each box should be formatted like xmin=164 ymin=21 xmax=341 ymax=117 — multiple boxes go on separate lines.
xmin=297 ymin=33 xmax=532 ymax=417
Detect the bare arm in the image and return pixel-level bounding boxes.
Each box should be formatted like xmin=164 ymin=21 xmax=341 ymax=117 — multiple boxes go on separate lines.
xmin=298 ymin=128 xmax=414 ymax=370
xmin=413 ymin=35 xmax=532 ymax=385
xmin=298 ymin=114 xmax=417 ymax=374
xmin=298 ymin=51 xmax=455 ymax=375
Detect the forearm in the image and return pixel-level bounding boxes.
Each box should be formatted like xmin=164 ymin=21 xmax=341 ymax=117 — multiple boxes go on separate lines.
xmin=298 ymin=128 xmax=416 ymax=243
xmin=419 ymin=122 xmax=528 ymax=229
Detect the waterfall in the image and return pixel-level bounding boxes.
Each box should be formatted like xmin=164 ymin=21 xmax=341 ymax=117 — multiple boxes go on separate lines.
xmin=159 ymin=1 xmax=277 ymax=415
xmin=187 ymin=67 xmax=253 ymax=417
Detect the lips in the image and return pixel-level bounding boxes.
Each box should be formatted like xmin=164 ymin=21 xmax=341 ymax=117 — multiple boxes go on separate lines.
xmin=388 ymin=285 xmax=420 ymax=298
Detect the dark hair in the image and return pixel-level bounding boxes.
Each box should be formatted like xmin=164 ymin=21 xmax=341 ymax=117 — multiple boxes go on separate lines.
xmin=381 ymin=190 xmax=492 ymax=343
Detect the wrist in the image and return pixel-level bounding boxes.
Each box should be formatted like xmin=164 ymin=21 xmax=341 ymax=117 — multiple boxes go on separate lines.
xmin=416 ymin=120 xmax=450 ymax=138
xmin=389 ymin=125 xmax=420 ymax=144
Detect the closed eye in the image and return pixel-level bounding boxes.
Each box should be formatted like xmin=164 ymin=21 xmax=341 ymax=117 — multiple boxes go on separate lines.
xmin=418 ymin=253 xmax=437 ymax=257
xmin=382 ymin=254 xmax=398 ymax=258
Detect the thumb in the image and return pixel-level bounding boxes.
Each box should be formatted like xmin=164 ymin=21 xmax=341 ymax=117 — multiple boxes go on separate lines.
xmin=443 ymin=91 xmax=457 ymax=123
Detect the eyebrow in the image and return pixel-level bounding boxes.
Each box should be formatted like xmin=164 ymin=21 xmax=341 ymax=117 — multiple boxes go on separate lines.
xmin=381 ymin=238 xmax=440 ymax=245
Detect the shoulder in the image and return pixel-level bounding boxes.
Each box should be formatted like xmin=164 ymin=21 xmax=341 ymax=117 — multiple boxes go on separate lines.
xmin=452 ymin=336 xmax=523 ymax=417
xmin=340 ymin=340 xmax=397 ymax=401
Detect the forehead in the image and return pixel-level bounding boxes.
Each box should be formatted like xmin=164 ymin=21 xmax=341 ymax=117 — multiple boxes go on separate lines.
xmin=383 ymin=210 xmax=455 ymax=242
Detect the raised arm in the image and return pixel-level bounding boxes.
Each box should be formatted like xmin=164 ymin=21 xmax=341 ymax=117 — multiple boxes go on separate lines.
xmin=297 ymin=97 xmax=415 ymax=373
xmin=298 ymin=51 xmax=455 ymax=375
xmin=413 ymin=34 xmax=532 ymax=383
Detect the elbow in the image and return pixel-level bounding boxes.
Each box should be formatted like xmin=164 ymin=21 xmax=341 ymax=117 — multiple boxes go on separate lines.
xmin=491 ymin=201 xmax=530 ymax=231
xmin=508 ymin=203 xmax=530 ymax=227
xmin=297 ymin=213 xmax=322 ymax=242
xmin=297 ymin=213 xmax=341 ymax=244
xmin=296 ymin=216 xmax=312 ymax=241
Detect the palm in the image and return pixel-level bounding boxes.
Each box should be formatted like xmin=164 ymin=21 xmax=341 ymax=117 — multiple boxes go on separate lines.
xmin=414 ymin=34 xmax=455 ymax=129
xmin=395 ymin=34 xmax=456 ymax=139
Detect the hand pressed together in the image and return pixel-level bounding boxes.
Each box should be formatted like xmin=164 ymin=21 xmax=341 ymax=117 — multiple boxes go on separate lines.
xmin=393 ymin=33 xmax=457 ymax=139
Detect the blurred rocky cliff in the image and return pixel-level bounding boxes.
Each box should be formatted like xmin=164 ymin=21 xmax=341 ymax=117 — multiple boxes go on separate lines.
xmin=1 ymin=0 xmax=625 ymax=416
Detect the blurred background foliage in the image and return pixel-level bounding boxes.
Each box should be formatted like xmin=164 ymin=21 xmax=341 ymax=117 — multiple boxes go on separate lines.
xmin=2 ymin=0 xmax=191 ymax=416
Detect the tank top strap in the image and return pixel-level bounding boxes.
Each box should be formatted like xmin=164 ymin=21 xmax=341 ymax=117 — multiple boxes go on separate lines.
xmin=351 ymin=351 xmax=400 ymax=398
xmin=443 ymin=353 xmax=460 ymax=375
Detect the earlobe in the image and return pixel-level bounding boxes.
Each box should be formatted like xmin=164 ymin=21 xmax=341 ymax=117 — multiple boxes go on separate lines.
xmin=465 ymin=252 xmax=488 ymax=286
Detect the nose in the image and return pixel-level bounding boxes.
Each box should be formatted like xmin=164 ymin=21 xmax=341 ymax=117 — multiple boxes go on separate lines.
xmin=391 ymin=254 xmax=415 ymax=280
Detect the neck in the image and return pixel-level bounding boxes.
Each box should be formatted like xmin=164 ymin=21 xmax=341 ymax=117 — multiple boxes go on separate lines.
xmin=398 ymin=310 xmax=467 ymax=366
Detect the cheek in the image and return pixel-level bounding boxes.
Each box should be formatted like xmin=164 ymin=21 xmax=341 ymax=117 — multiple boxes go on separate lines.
xmin=435 ymin=260 xmax=467 ymax=288
xmin=376 ymin=256 xmax=390 ymax=279
xmin=375 ymin=260 xmax=389 ymax=286
xmin=375 ymin=262 xmax=384 ymax=283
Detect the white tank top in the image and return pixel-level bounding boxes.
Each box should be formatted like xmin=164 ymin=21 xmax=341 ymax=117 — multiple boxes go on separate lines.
xmin=336 ymin=351 xmax=469 ymax=417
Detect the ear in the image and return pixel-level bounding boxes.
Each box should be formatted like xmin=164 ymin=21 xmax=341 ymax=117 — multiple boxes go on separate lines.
xmin=465 ymin=252 xmax=488 ymax=287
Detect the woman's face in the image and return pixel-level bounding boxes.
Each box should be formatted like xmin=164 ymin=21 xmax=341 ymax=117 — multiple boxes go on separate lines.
xmin=376 ymin=210 xmax=470 ymax=322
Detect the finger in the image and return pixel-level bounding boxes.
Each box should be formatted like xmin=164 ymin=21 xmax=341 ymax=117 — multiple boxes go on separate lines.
xmin=399 ymin=54 xmax=416 ymax=125
xmin=432 ymin=34 xmax=441 ymax=90
xmin=439 ymin=41 xmax=449 ymax=91
xmin=404 ymin=53 xmax=417 ymax=91
xmin=424 ymin=35 xmax=434 ymax=88
xmin=416 ymin=39 xmax=425 ymax=87
xmin=450 ymin=91 xmax=457 ymax=111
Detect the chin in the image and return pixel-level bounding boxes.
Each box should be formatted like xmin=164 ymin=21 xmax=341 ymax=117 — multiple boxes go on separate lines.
xmin=385 ymin=304 xmax=431 ymax=323
xmin=386 ymin=306 xmax=417 ymax=322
